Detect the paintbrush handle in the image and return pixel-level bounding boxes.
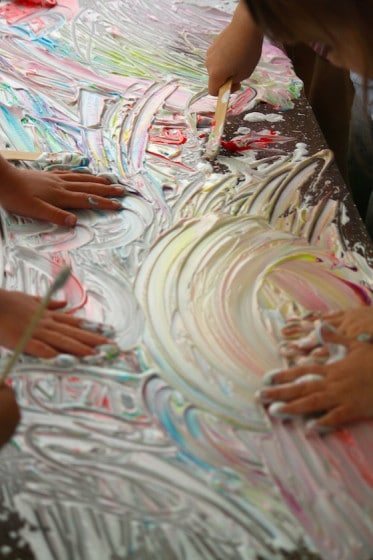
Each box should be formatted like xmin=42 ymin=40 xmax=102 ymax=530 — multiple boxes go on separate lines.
xmin=212 ymin=77 xmax=233 ymax=138
xmin=205 ymin=77 xmax=233 ymax=160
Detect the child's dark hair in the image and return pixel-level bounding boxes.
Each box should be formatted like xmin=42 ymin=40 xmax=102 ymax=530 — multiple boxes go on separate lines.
xmin=245 ymin=0 xmax=373 ymax=83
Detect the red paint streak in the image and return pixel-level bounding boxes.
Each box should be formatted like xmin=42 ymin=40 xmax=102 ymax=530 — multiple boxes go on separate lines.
xmin=222 ymin=131 xmax=292 ymax=153
xmin=101 ymin=395 xmax=110 ymax=410
xmin=0 ymin=3 xmax=37 ymax=23
xmin=0 ymin=0 xmax=55 ymax=24
xmin=221 ymin=140 xmax=251 ymax=153
xmin=229 ymin=87 xmax=257 ymax=116
xmin=336 ymin=277 xmax=372 ymax=306
xmin=222 ymin=137 xmax=274 ymax=152
xmin=146 ymin=150 xmax=195 ymax=172
xmin=15 ymin=0 xmax=56 ymax=7
xmin=336 ymin=428 xmax=373 ymax=486
xmin=149 ymin=127 xmax=187 ymax=145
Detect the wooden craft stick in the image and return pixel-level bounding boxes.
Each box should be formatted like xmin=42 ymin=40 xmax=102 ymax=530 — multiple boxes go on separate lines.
xmin=0 ymin=150 xmax=42 ymax=161
xmin=205 ymin=77 xmax=233 ymax=160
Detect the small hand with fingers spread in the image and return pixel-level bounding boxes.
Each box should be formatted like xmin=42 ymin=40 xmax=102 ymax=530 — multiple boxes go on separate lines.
xmin=258 ymin=321 xmax=373 ymax=430
xmin=0 ymin=289 xmax=115 ymax=359
xmin=0 ymin=158 xmax=125 ymax=227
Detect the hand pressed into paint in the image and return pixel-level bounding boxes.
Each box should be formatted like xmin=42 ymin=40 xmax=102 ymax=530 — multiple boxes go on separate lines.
xmin=0 ymin=384 xmax=20 ymax=448
xmin=259 ymin=328 xmax=373 ymax=429
xmin=206 ymin=0 xmax=263 ymax=95
xmin=0 ymin=158 xmax=125 ymax=227
xmin=0 ymin=289 xmax=113 ymax=359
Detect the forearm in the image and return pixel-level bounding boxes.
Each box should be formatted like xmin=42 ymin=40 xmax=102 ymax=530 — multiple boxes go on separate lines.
xmin=206 ymin=0 xmax=263 ymax=95
xmin=232 ymin=0 xmax=262 ymax=40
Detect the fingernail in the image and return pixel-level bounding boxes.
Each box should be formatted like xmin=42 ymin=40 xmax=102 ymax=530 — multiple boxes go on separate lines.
xmin=51 ymin=354 xmax=78 ymax=368
xmin=281 ymin=325 xmax=304 ymax=339
xmin=294 ymin=333 xmax=319 ymax=350
xmin=279 ymin=343 xmax=300 ymax=359
xmin=254 ymin=389 xmax=273 ymax=404
xmin=268 ymin=401 xmax=297 ymax=420
xmin=95 ymin=344 xmax=120 ymax=360
xmin=64 ymin=214 xmax=77 ymax=227
xmin=295 ymin=373 xmax=324 ymax=384
xmin=80 ymin=321 xmax=115 ymax=337
xmin=310 ymin=346 xmax=329 ymax=359
xmin=305 ymin=419 xmax=333 ymax=436
xmin=88 ymin=196 xmax=99 ymax=206
xmin=82 ymin=344 xmax=120 ymax=365
xmin=356 ymin=332 xmax=373 ymax=343
xmin=113 ymin=186 xmax=125 ymax=194
xmin=101 ymin=326 xmax=116 ymax=338
xmin=263 ymin=368 xmax=282 ymax=386
xmin=302 ymin=311 xmax=313 ymax=319
xmin=294 ymin=356 xmax=318 ymax=366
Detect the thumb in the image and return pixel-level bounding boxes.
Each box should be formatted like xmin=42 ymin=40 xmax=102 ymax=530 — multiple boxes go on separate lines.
xmin=29 ymin=200 xmax=77 ymax=227
xmin=318 ymin=322 xmax=351 ymax=347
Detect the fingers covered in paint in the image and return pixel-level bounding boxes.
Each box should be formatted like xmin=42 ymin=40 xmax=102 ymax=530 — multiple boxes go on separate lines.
xmin=278 ymin=320 xmax=348 ymax=368
xmin=282 ymin=307 xmax=373 ymax=344
xmin=0 ymin=289 xmax=116 ymax=359
xmin=260 ymin=340 xmax=373 ymax=429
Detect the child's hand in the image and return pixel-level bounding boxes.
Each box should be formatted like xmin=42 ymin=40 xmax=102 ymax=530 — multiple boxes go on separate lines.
xmin=0 ymin=384 xmax=20 ymax=449
xmin=258 ymin=328 xmax=373 ymax=429
xmin=0 ymin=161 xmax=125 ymax=227
xmin=206 ymin=0 xmax=263 ymax=96
xmin=0 ymin=289 xmax=115 ymax=358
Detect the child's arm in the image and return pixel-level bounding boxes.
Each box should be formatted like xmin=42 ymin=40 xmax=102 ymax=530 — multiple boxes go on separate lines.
xmin=0 ymin=155 xmax=124 ymax=227
xmin=206 ymin=0 xmax=263 ymax=96
xmin=0 ymin=384 xmax=20 ymax=449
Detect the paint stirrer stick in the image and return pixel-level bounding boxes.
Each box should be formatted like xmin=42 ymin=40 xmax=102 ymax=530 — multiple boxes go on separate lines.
xmin=205 ymin=77 xmax=233 ymax=161
xmin=0 ymin=150 xmax=42 ymax=161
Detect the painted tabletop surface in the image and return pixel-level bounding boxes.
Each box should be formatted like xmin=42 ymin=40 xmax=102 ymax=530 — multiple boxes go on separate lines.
xmin=0 ymin=1 xmax=372 ymax=559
